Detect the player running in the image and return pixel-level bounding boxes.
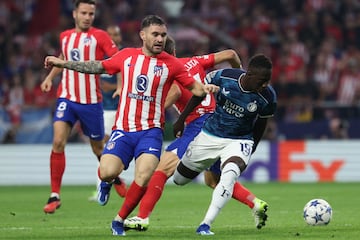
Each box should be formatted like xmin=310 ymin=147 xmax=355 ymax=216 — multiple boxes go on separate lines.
xmin=124 ymin=36 xmax=268 ymax=232
xmin=172 ymin=54 xmax=276 ymax=235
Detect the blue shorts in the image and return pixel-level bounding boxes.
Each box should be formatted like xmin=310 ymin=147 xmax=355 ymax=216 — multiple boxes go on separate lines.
xmin=166 ymin=114 xmax=210 ymax=159
xmin=103 ymin=128 xmax=163 ymax=170
xmin=53 ymin=98 xmax=104 ymax=141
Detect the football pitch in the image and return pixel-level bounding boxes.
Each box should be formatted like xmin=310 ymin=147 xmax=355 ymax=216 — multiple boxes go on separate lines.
xmin=0 ymin=182 xmax=358 ymax=239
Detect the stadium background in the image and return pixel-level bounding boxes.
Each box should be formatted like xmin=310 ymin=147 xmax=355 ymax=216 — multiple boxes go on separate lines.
xmin=1 ymin=0 xmax=360 ymax=184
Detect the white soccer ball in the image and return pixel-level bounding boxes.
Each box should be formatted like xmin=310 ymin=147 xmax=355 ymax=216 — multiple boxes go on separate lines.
xmin=303 ymin=199 xmax=332 ymax=226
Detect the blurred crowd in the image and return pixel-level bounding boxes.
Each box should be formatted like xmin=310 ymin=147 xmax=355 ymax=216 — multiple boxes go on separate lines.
xmin=1 ymin=0 xmax=360 ymax=142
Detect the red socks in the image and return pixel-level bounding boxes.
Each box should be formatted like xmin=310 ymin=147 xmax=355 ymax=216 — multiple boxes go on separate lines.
xmin=118 ymin=181 xmax=147 ymax=219
xmin=138 ymin=171 xmax=168 ymax=218
xmin=50 ymin=151 xmax=65 ymax=194
xmin=232 ymin=182 xmax=255 ymax=208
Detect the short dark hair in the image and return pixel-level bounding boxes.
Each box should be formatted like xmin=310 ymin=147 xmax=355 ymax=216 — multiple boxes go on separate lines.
xmin=164 ymin=36 xmax=176 ymax=55
xmin=248 ymin=54 xmax=272 ymax=70
xmin=74 ymin=0 xmax=96 ymax=8
xmin=141 ymin=15 xmax=166 ymax=30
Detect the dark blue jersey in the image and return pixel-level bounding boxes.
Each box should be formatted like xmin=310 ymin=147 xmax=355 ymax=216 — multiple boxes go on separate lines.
xmin=203 ymin=68 xmax=277 ymax=139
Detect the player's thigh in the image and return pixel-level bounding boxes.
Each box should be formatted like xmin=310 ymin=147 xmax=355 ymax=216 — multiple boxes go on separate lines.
xmin=219 ymin=139 xmax=253 ymax=166
xmin=181 ymin=132 xmax=220 ymax=172
xmin=135 ymin=153 xmax=159 ymax=186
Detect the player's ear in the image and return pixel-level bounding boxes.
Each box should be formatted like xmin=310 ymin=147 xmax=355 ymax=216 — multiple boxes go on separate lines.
xmin=139 ymin=30 xmax=145 ymax=41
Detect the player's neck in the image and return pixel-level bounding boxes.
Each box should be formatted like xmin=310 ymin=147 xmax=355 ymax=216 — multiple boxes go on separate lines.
xmin=141 ymin=47 xmax=159 ymax=57
xmin=75 ymin=26 xmax=91 ymax=33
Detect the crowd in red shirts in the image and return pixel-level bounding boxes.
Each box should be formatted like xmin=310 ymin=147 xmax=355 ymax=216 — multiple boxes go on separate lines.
xmin=1 ymin=0 xmax=360 ymax=142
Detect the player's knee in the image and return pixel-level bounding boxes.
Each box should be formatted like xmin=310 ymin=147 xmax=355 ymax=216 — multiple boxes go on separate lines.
xmin=52 ymin=137 xmax=66 ymax=152
xmin=173 ymin=162 xmax=200 ymax=185
xmin=218 ymin=163 xmax=240 ymax=194
xmin=99 ymin=167 xmax=117 ymax=182
xmin=173 ymin=171 xmax=191 ymax=185
xmin=99 ymin=161 xmax=122 ymax=182
xmin=221 ymin=162 xmax=241 ymax=184
xmin=156 ymin=161 xmax=177 ymax=177
xmin=157 ymin=152 xmax=179 ymax=177
xmin=223 ymin=157 xmax=247 ymax=173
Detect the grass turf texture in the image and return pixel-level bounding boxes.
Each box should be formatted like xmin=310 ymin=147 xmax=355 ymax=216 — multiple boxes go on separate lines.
xmin=0 ymin=182 xmax=358 ymax=239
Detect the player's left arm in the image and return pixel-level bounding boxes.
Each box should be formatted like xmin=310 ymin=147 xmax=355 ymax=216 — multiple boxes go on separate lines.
xmin=253 ymin=87 xmax=277 ymax=153
xmin=252 ymin=117 xmax=268 ymax=154
xmin=165 ymin=83 xmax=181 ymax=109
xmin=214 ymin=49 xmax=242 ymax=68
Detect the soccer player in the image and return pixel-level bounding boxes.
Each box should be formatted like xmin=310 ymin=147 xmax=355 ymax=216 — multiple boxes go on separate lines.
xmin=88 ymin=25 xmax=127 ymax=202
xmin=173 ymin=54 xmax=276 ymax=235
xmin=124 ymin=36 xmax=268 ymax=231
xmin=43 ymin=15 xmax=217 ymax=236
xmin=40 ymin=0 xmax=118 ymax=214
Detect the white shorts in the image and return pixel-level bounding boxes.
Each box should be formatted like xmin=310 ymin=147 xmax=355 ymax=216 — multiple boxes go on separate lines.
xmin=180 ymin=130 xmax=254 ymax=173
xmin=103 ymin=110 xmax=116 ymax=136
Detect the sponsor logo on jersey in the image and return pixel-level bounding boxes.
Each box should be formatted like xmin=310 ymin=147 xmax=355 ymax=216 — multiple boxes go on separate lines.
xmin=136 ymin=75 xmax=148 ymax=92
xmin=70 ymin=49 xmax=81 ymax=61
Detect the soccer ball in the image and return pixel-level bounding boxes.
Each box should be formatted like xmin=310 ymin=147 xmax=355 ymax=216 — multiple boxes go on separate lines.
xmin=303 ymin=199 xmax=332 ymax=226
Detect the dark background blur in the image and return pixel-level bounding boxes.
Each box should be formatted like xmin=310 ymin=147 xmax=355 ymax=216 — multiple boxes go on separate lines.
xmin=1 ymin=0 xmax=360 ymax=143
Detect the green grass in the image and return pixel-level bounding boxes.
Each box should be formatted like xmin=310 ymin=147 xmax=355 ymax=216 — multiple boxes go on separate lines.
xmin=0 ymin=183 xmax=359 ymax=239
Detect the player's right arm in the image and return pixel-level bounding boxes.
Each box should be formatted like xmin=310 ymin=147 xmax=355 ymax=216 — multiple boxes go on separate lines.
xmin=214 ymin=49 xmax=242 ymax=68
xmin=44 ymin=56 xmax=106 ymax=74
xmin=41 ymin=54 xmax=64 ymax=92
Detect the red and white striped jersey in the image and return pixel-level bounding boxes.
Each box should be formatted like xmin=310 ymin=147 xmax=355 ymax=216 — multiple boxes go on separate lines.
xmin=174 ymin=54 xmax=216 ymax=124
xmin=58 ymin=27 xmax=118 ymax=104
xmin=102 ymin=48 xmax=195 ymax=132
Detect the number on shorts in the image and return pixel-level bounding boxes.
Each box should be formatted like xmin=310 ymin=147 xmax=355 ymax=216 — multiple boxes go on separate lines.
xmin=240 ymin=142 xmax=252 ymax=156
xmin=57 ymin=101 xmax=67 ymax=111
xmin=109 ymin=130 xmax=124 ymax=142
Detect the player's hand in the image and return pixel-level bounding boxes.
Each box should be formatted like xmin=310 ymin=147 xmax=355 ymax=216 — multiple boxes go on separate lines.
xmin=44 ymin=56 xmax=65 ymax=69
xmin=204 ymin=84 xmax=219 ymax=94
xmin=173 ymin=119 xmax=185 ymax=138
xmin=112 ymin=88 xmax=121 ymax=98
xmin=41 ymin=77 xmax=52 ymax=93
